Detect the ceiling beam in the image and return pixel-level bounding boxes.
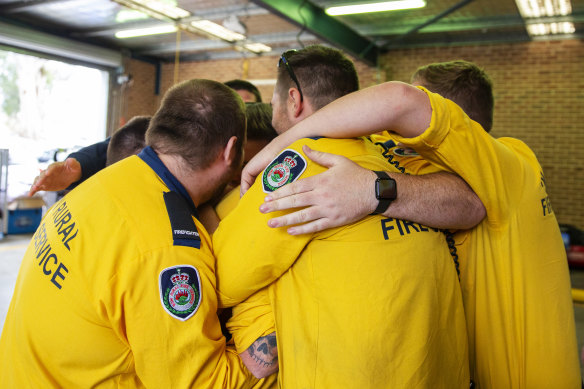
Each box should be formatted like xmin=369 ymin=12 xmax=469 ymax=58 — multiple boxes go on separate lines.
xmin=383 ymin=0 xmax=475 ymax=49
xmin=252 ymin=0 xmax=378 ymax=65
xmin=0 ymin=0 xmax=73 ymax=14
xmin=0 ymin=20 xmax=122 ymax=68
xmin=360 ymin=12 xmax=584 ymax=36
xmin=374 ymin=30 xmax=584 ymax=50
xmin=362 ymin=15 xmax=523 ymax=35
xmin=75 ymin=4 xmax=270 ymax=38
xmin=135 ymin=31 xmax=318 ymax=56
xmin=192 ymin=4 xmax=269 ymax=20
xmin=377 ymin=30 xmax=532 ymax=49
xmin=173 ymin=49 xmax=280 ymax=62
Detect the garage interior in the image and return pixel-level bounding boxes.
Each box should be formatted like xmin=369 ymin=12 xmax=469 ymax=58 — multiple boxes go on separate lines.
xmin=1 ymin=0 xmax=583 ymax=382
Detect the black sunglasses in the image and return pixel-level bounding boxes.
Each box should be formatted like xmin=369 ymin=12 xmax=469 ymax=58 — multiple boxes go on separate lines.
xmin=278 ymin=50 xmax=304 ymax=102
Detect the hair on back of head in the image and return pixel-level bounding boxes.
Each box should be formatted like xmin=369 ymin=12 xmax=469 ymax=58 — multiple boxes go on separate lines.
xmin=411 ymin=60 xmax=494 ymax=132
xmin=146 ymin=79 xmax=246 ymax=170
xmin=106 ymin=115 xmax=150 ymax=166
xmin=224 ymin=79 xmax=262 ymax=102
xmin=277 ymin=45 xmax=359 ymax=111
xmin=245 ymin=102 xmax=277 ymax=142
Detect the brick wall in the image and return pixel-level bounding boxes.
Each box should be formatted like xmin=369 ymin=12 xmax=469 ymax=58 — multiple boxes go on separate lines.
xmin=124 ymin=59 xmax=158 ymax=121
xmin=126 ymin=40 xmax=584 ymax=228
xmin=125 ymin=53 xmax=384 ymax=112
xmin=381 ymin=40 xmax=584 ymax=229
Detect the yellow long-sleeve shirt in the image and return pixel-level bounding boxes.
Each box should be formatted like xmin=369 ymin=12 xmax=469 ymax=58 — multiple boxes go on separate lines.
xmin=0 ymin=147 xmax=257 ymax=388
xmin=393 ymin=87 xmax=581 ymax=388
xmin=214 ymin=137 xmax=469 ymax=388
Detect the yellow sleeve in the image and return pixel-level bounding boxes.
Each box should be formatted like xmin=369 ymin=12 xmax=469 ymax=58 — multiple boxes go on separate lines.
xmin=213 ymin=140 xmax=321 ymax=306
xmin=226 ymin=287 xmax=274 ymax=353
xmin=393 ymin=86 xmax=530 ymax=225
xmin=215 ymin=186 xmax=241 ymax=220
xmin=216 ymin=187 xmax=277 ymax=377
xmin=226 ymin=290 xmax=278 ymax=389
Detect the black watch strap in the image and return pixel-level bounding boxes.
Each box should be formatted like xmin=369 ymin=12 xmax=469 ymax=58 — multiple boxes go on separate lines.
xmin=373 ymin=171 xmax=397 ymax=215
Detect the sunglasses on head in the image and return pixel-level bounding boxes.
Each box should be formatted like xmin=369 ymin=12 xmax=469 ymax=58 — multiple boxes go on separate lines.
xmin=278 ymin=50 xmax=304 ymax=102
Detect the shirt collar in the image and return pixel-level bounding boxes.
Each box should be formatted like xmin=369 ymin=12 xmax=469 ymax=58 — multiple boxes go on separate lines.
xmin=138 ymin=146 xmax=199 ymax=218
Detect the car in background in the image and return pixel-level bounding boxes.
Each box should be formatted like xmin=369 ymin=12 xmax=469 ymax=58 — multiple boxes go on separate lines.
xmin=561 ymin=224 xmax=584 ymax=268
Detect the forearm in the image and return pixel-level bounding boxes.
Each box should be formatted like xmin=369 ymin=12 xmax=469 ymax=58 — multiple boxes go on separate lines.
xmin=281 ymin=82 xmax=430 ymax=141
xmin=303 ymin=168 xmax=485 ymax=230
xmin=67 ymin=138 xmax=110 ymax=187
xmin=241 ymin=83 xmax=432 ymax=194
xmin=239 ymin=332 xmax=278 ymax=379
xmin=385 ymin=172 xmax=486 ymax=230
xmin=260 ymin=148 xmax=485 ymax=234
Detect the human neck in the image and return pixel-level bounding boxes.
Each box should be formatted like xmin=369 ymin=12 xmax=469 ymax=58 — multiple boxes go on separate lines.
xmin=157 ymin=153 xmax=217 ymax=207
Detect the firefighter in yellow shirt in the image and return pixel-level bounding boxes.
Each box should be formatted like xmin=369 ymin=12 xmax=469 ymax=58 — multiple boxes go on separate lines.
xmin=245 ymin=61 xmax=581 ymax=388
xmin=213 ymin=46 xmax=484 ymax=388
xmin=216 ymin=137 xmax=469 ymax=388
xmin=0 ymin=79 xmax=277 ymax=388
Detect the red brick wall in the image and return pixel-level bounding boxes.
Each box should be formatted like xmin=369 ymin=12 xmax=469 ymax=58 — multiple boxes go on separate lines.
xmin=381 ymin=40 xmax=584 ymax=229
xmin=125 ymin=54 xmax=383 ymax=112
xmin=125 ymin=40 xmax=584 ymax=228
xmin=124 ymin=59 xmax=158 ymax=121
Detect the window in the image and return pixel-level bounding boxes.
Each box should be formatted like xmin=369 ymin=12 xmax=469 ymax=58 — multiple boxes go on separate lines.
xmin=0 ymin=48 xmax=110 ymax=201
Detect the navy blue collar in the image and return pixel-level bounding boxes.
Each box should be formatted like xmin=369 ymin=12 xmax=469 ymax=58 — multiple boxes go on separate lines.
xmin=138 ymin=146 xmax=199 ymax=218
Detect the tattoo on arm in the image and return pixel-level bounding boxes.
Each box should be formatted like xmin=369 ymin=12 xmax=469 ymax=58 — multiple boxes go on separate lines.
xmin=247 ymin=333 xmax=278 ymax=369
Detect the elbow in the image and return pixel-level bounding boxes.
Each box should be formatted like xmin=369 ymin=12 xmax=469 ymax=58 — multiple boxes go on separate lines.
xmin=378 ymin=81 xmax=430 ymax=138
xmin=474 ymin=202 xmax=487 ymax=227
xmin=462 ymin=196 xmax=486 ymax=229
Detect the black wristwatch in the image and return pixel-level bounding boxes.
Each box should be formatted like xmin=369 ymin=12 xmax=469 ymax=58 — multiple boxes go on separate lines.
xmin=373 ymin=171 xmax=397 ymax=215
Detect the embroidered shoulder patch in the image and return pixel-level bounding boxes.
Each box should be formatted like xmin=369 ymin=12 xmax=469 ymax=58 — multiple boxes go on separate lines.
xmin=159 ymin=265 xmax=202 ymax=321
xmin=393 ymin=147 xmax=419 ymax=157
xmin=262 ymin=149 xmax=307 ymax=193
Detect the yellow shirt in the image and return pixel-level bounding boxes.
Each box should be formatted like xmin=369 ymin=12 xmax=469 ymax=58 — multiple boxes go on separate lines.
xmin=0 ymin=147 xmax=257 ymax=388
xmin=215 ymin=186 xmax=278 ymax=389
xmin=394 ymin=88 xmax=581 ymax=388
xmin=216 ymin=186 xmax=241 ymax=221
xmin=214 ymin=137 xmax=469 ymax=388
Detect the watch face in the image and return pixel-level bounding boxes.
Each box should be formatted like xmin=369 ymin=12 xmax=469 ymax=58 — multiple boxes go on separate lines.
xmin=376 ymin=178 xmax=397 ymax=200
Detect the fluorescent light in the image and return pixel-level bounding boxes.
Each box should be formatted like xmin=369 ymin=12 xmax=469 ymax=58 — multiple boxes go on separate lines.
xmin=115 ymin=24 xmax=177 ymax=38
xmin=243 ymin=43 xmax=272 ymax=53
xmin=246 ymin=79 xmax=276 ymax=86
xmin=325 ymin=0 xmax=426 ymax=15
xmin=515 ymin=0 xmax=572 ymax=18
xmin=133 ymin=0 xmax=190 ymax=19
xmin=514 ymin=0 xmax=574 ymax=36
xmin=115 ymin=9 xmax=149 ymax=23
xmin=527 ymin=21 xmax=575 ymax=35
xmin=113 ymin=0 xmax=272 ymax=55
xmin=190 ymin=20 xmax=246 ymax=42
xmin=114 ymin=0 xmax=190 ymax=20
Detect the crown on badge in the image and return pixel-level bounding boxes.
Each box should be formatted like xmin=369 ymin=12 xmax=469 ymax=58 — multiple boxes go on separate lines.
xmin=171 ymin=269 xmax=190 ymax=284
xmin=283 ymin=155 xmax=297 ymax=168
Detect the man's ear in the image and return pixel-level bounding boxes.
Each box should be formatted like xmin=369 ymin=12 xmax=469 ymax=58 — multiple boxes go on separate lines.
xmin=288 ymin=88 xmax=304 ymax=118
xmin=222 ymin=136 xmax=239 ymax=166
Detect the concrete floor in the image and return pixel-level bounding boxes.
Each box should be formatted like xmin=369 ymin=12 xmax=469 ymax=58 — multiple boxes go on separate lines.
xmin=0 ymin=232 xmax=30 ymax=333
xmin=1 ymin=233 xmax=584 ymax=379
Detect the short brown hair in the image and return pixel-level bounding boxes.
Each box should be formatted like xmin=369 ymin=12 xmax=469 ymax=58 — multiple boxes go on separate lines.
xmin=245 ymin=103 xmax=276 ymax=142
xmin=146 ymin=79 xmax=246 ymax=170
xmin=106 ymin=116 xmax=150 ymax=166
xmin=225 ymin=79 xmax=262 ymax=102
xmin=277 ymin=45 xmax=359 ymax=111
xmin=411 ymin=60 xmax=494 ymax=132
